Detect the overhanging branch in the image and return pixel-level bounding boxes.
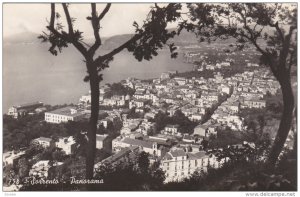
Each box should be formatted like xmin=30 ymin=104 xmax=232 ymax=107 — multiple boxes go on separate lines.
xmin=47 ymin=3 xmax=88 ymax=57
xmin=98 ymin=3 xmax=111 ymax=21
xmin=269 ymin=21 xmax=284 ymax=44
xmin=50 ymin=3 xmax=55 ymax=27
xmin=95 ymin=32 xmax=145 ymax=64
xmin=88 ymin=3 xmax=102 ymax=55
xmin=62 ymin=3 xmax=74 ymax=35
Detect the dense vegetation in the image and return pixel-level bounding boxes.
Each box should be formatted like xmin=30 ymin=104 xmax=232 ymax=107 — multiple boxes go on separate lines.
xmin=151 ymin=110 xmax=198 ymax=134
xmin=3 ymin=112 xmax=90 ymax=152
xmin=106 ymin=82 xmax=135 ymax=97
xmin=19 ymin=151 xmax=165 ymax=191
xmin=162 ymin=154 xmax=296 ymax=191
xmin=17 ymin=141 xmax=297 ymax=191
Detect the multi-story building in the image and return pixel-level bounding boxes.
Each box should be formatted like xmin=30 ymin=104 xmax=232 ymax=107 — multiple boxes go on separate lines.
xmin=79 ymin=93 xmax=91 ymax=104
xmin=29 ymin=160 xmax=63 ymax=178
xmin=112 ymin=136 xmax=161 ymax=157
xmin=8 ymin=102 xmax=44 ymax=119
xmin=55 ymin=136 xmax=76 ymax=155
xmin=189 ymin=114 xmax=203 ymax=122
xmin=94 ymin=146 xmax=139 ymax=170
xmin=32 ymin=137 xmax=53 ymax=148
xmin=242 ymin=98 xmax=266 ymax=109
xmin=129 ymin=99 xmax=149 ymax=109
xmin=96 ymin=134 xmax=110 ymax=151
xmin=102 ymin=95 xmax=125 ymax=106
xmin=136 ymin=119 xmax=156 ymax=135
xmin=164 ymin=124 xmax=180 ymax=135
xmin=3 ymin=151 xmax=26 ymax=167
xmin=45 ymin=107 xmax=86 ymax=123
xmin=160 ymin=149 xmax=223 ymax=182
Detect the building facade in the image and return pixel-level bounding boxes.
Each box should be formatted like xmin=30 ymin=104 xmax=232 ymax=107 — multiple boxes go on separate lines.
xmin=45 ymin=107 xmax=86 ymax=123
xmin=8 ymin=102 xmax=44 ymax=119
xmin=161 ymin=149 xmax=223 ymax=182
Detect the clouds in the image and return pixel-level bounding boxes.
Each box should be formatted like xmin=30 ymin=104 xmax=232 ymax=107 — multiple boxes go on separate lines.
xmin=3 ymin=3 xmax=155 ymax=38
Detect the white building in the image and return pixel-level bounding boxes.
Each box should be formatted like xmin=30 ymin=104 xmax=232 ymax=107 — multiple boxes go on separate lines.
xmin=56 ymin=136 xmax=76 ymax=155
xmin=3 ymin=151 xmax=25 ymax=166
xmin=242 ymin=98 xmax=266 ymax=109
xmin=79 ymin=94 xmax=91 ymax=104
xmin=96 ymin=134 xmax=110 ymax=150
xmin=8 ymin=102 xmax=44 ymax=119
xmin=165 ymin=124 xmax=180 ymax=135
xmin=29 ymin=160 xmax=63 ymax=178
xmin=102 ymin=95 xmax=125 ymax=106
xmin=32 ymin=137 xmax=53 ymax=148
xmin=112 ymin=137 xmax=161 ymax=156
xmin=45 ymin=107 xmax=86 ymax=123
xmin=190 ymin=114 xmax=203 ymax=122
xmin=161 ymin=149 xmax=223 ymax=182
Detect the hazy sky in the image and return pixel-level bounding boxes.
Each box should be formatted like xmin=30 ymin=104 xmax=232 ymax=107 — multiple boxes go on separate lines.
xmin=3 ymin=3 xmax=296 ymax=39
xmin=3 ymin=3 xmax=163 ymax=38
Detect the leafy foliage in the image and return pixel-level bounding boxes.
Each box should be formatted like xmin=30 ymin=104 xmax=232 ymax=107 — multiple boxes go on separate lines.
xmin=127 ymin=3 xmax=182 ymax=61
xmin=92 ymin=151 xmax=165 ymax=191
xmin=3 ymin=112 xmax=89 ymax=152
xmin=152 ymin=110 xmax=197 ymax=134
xmin=106 ymin=82 xmax=135 ymax=97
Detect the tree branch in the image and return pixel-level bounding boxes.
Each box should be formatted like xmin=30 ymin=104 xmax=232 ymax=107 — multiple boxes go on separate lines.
xmin=62 ymin=3 xmax=74 ymax=35
xmin=47 ymin=4 xmax=88 ymax=57
xmin=95 ymin=32 xmax=145 ymax=64
xmin=98 ymin=3 xmax=111 ymax=21
xmin=288 ymin=48 xmax=296 ymax=73
xmin=269 ymin=21 xmax=284 ymax=44
xmin=61 ymin=3 xmax=88 ymax=57
xmin=278 ymin=26 xmax=296 ymax=73
xmin=236 ymin=28 xmax=278 ymax=79
xmin=88 ymin=3 xmax=102 ymax=55
xmin=239 ymin=5 xmax=282 ymax=79
xmin=50 ymin=3 xmax=55 ymax=27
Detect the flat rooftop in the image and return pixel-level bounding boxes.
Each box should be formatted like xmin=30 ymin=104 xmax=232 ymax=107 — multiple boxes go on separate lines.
xmin=46 ymin=106 xmax=85 ymax=117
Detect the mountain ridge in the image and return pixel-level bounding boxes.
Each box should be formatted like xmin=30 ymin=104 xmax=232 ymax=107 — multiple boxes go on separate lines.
xmin=3 ymin=29 xmax=200 ymax=49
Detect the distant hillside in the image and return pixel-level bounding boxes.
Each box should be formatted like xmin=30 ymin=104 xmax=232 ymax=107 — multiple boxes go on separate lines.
xmin=3 ymin=29 xmax=200 ymax=49
xmin=101 ymin=34 xmax=133 ymax=50
xmin=3 ymin=32 xmax=41 ymax=45
xmin=4 ymin=29 xmax=247 ymax=51
xmin=101 ymin=29 xmax=199 ymax=50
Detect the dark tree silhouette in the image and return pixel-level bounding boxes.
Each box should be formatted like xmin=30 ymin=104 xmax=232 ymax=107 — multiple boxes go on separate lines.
xmin=39 ymin=3 xmax=181 ymax=180
xmin=179 ymin=3 xmax=297 ymax=167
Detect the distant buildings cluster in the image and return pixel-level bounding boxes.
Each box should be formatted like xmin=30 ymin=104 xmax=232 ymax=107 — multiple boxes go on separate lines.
xmin=6 ymin=60 xmax=282 ymax=184
xmin=7 ymin=101 xmax=45 ymax=119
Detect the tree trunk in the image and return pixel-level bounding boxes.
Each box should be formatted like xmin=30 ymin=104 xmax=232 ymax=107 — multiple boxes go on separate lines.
xmin=267 ymin=74 xmax=294 ymax=167
xmin=85 ymin=62 xmax=100 ymax=180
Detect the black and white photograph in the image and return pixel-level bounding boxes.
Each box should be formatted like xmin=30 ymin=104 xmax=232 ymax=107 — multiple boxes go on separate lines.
xmin=1 ymin=1 xmax=298 ymax=193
